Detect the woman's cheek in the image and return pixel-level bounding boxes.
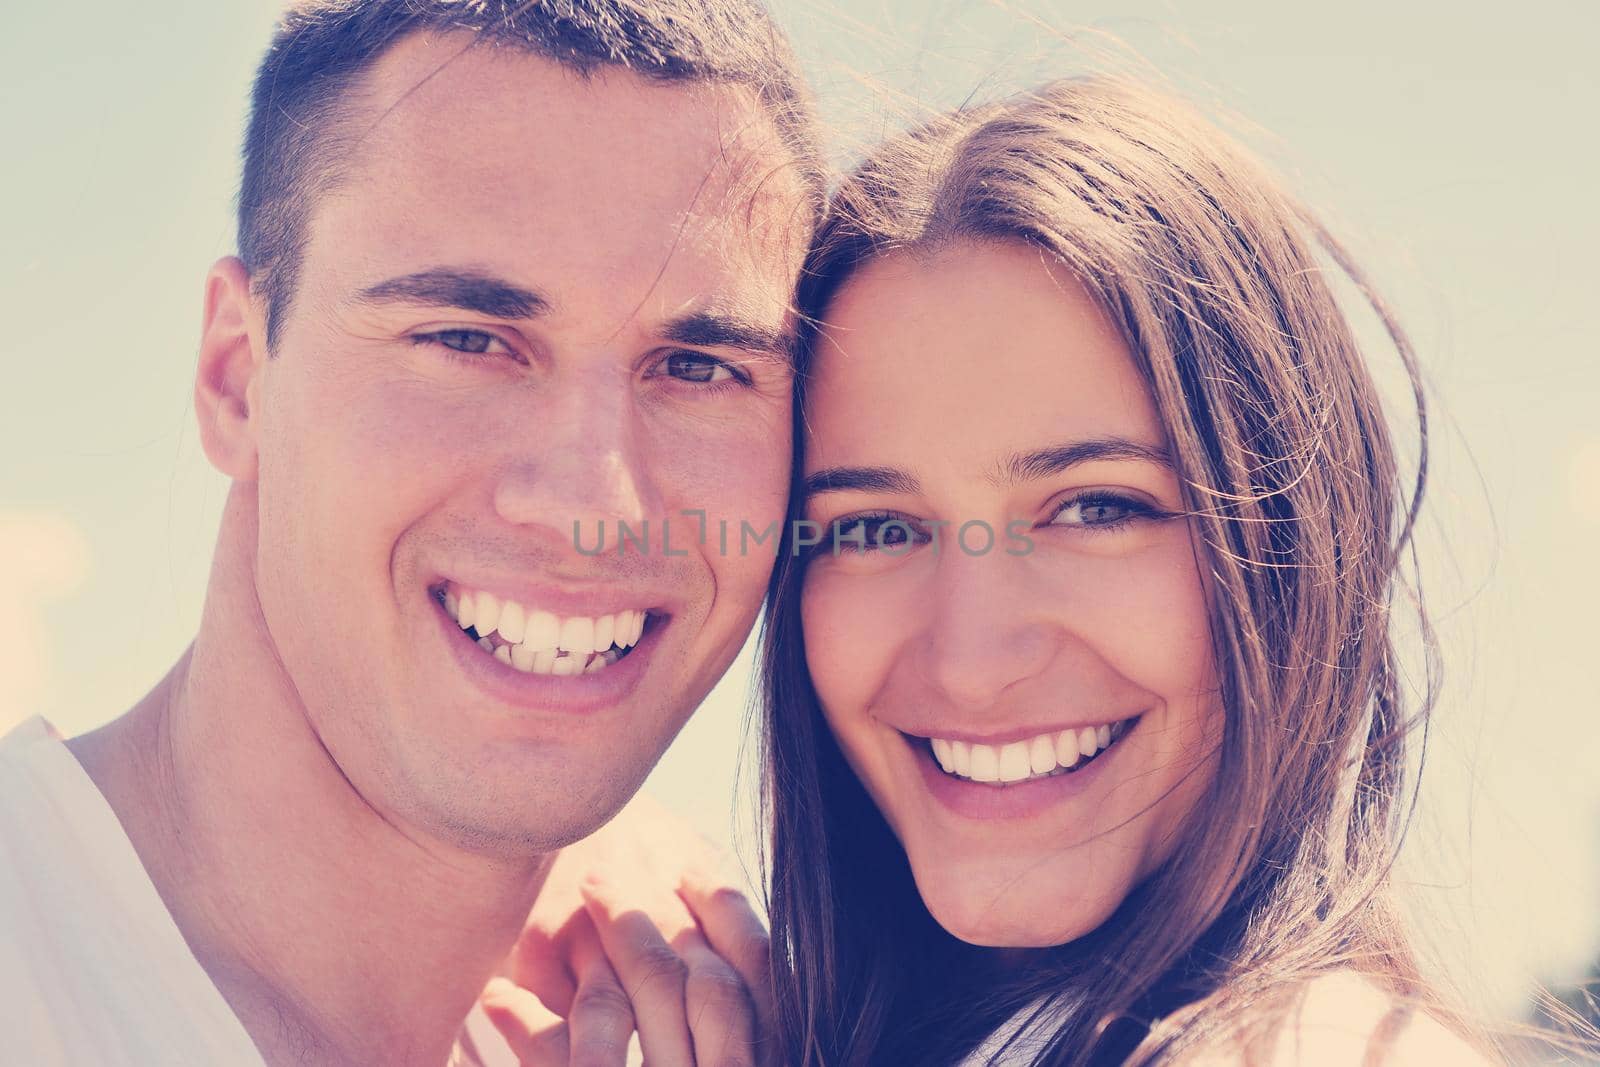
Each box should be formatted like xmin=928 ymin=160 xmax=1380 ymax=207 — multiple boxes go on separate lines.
xmin=1034 ymin=530 xmax=1214 ymax=698
xmin=801 ymin=569 xmax=860 ymax=713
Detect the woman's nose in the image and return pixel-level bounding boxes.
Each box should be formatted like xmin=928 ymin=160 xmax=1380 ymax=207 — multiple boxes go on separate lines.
xmin=912 ymin=550 xmax=1057 ymax=710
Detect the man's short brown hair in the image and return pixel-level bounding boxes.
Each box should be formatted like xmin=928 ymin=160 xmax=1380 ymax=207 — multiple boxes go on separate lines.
xmin=239 ymin=0 xmax=820 ymax=346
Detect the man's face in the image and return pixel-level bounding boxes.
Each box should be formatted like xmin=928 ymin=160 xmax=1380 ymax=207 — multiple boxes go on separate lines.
xmin=244 ymin=34 xmax=805 ymax=855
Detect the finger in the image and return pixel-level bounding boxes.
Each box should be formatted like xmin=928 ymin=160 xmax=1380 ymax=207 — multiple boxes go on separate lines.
xmin=581 ymin=876 xmax=697 ymax=1067
xmin=679 ymin=938 xmax=758 ymax=1067
xmin=479 ymin=977 xmax=570 ymax=1066
xmin=677 ymin=873 xmax=775 ymax=1038
xmin=566 ymin=954 xmax=640 ymax=1067
xmin=504 ymin=909 xmax=579 ymax=1016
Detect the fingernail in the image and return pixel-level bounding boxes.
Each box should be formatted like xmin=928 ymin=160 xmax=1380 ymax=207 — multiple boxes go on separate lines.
xmin=481 ymin=976 xmax=518 ymax=1002
xmin=579 ymin=871 xmax=616 ymax=906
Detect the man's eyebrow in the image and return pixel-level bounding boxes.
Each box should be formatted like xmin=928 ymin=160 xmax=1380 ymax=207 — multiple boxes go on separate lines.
xmin=661 ymin=311 xmax=795 ymax=364
xmin=802 ymin=466 xmax=922 ymax=501
xmin=994 ymin=437 xmax=1174 ymax=486
xmin=354 ymin=269 xmax=550 ymax=320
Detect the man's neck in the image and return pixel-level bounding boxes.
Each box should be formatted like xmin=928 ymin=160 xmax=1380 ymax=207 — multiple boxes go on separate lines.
xmin=69 ymin=502 xmax=552 ymax=1066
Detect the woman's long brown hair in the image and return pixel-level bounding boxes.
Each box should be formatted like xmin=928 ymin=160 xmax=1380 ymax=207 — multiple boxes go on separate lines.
xmin=756 ymin=75 xmax=1462 ymax=1066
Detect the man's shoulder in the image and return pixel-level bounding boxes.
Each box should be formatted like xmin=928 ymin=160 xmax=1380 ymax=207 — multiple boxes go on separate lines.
xmin=0 ymin=715 xmax=267 ymax=1065
xmin=0 ymin=713 xmax=58 ymax=763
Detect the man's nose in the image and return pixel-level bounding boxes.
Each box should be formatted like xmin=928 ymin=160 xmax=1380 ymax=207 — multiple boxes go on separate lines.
xmin=490 ymin=369 xmax=664 ymax=550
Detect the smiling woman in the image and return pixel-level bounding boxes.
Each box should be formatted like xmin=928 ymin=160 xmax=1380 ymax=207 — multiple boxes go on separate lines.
xmin=755 ymin=76 xmax=1500 ymax=1066
xmin=802 ymin=240 xmax=1223 ymax=947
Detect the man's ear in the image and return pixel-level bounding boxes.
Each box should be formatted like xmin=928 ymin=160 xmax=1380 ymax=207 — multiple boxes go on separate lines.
xmin=195 ymin=256 xmax=268 ymax=482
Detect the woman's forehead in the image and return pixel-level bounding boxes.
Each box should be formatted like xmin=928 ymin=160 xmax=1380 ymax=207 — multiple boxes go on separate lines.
xmin=803 ymin=241 xmax=1165 ymax=475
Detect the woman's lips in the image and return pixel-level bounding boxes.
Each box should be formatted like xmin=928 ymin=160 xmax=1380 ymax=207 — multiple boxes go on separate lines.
xmin=909 ymin=715 xmax=1142 ymax=820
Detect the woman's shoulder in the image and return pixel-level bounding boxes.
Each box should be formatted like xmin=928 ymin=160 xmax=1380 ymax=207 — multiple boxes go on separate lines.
xmin=1180 ymin=972 xmax=1499 ymax=1067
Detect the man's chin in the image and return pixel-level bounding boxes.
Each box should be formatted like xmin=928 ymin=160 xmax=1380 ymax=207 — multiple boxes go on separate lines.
xmin=389 ymin=755 xmax=656 ymax=858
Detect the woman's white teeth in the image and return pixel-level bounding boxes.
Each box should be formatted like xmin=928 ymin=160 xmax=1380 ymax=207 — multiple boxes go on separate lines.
xmin=931 ymin=720 xmax=1130 ymax=783
xmin=968 ymin=744 xmax=1000 ymax=783
xmin=951 ymin=740 xmax=971 ymax=777
xmin=1054 ymin=731 xmax=1081 ymax=769
xmin=1028 ymin=734 xmax=1055 ymax=775
xmin=444 ymin=586 xmax=648 ymax=676
xmin=997 ymin=741 xmax=1031 ymax=782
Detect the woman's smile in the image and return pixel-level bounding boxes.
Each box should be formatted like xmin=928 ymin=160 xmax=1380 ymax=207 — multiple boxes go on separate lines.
xmin=800 ymin=240 xmax=1223 ymax=948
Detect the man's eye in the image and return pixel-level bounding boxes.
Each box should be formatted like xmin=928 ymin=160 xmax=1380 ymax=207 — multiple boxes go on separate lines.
xmin=414 ymin=329 xmax=508 ymax=356
xmin=663 ymin=351 xmax=741 ymax=384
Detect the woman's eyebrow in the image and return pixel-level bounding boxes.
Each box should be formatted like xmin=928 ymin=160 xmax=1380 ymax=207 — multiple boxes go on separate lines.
xmin=991 ymin=437 xmax=1174 ymax=486
xmin=802 ymin=466 xmax=922 ymax=501
xmin=801 ymin=438 xmax=1169 ymax=503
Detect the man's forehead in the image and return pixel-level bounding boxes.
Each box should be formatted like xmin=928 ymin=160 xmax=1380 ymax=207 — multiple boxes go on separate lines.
xmin=347 ymin=31 xmax=788 ymax=182
xmin=311 ymin=31 xmax=809 ymax=296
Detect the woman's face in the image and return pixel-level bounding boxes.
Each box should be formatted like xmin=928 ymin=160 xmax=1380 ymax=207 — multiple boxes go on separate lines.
xmin=800 ymin=240 xmax=1224 ymax=947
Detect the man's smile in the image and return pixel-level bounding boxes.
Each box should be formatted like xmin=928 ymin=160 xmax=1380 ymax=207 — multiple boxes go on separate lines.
xmin=434 ymin=582 xmax=655 ymax=676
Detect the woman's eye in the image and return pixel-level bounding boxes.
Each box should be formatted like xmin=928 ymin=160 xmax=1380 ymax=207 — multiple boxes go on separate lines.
xmin=1050 ymin=493 xmax=1151 ymax=529
xmin=662 ymin=351 xmax=741 ymax=385
xmin=414 ymin=328 xmax=510 ymax=357
xmin=825 ymin=514 xmax=926 ymax=555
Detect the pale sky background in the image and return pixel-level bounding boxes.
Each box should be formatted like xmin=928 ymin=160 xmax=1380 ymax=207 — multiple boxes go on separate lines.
xmin=2 ymin=0 xmax=1597 ymax=1031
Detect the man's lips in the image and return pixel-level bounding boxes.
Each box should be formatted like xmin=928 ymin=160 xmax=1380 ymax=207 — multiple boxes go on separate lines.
xmin=433 ymin=579 xmax=660 ymax=677
xmin=429 ymin=581 xmax=668 ymax=714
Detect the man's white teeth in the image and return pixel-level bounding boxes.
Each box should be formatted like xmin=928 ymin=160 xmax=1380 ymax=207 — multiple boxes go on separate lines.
xmin=444 ymin=586 xmax=648 ymax=675
xmin=559 ymin=615 xmax=594 ymax=654
xmin=930 ymin=720 xmax=1130 ymax=783
xmin=475 ymin=592 xmax=503 ymax=638
xmin=496 ymin=601 xmax=526 ymax=644
xmin=525 ymin=610 xmax=561 ymax=650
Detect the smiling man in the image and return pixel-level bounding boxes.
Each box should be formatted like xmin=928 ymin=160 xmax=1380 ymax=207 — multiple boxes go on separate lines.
xmin=0 ymin=2 xmax=816 ymax=1064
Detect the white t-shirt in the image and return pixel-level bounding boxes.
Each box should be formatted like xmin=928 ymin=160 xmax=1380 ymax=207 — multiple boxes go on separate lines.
xmin=0 ymin=715 xmax=266 ymax=1065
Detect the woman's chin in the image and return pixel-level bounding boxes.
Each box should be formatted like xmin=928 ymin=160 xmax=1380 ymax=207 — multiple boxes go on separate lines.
xmin=912 ymin=864 xmax=1122 ymax=949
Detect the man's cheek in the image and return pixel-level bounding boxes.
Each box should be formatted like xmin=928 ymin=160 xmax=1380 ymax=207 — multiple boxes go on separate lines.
xmin=667 ymin=457 xmax=788 ymax=547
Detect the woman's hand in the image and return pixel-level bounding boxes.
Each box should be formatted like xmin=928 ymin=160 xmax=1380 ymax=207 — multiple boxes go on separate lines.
xmin=477 ymin=793 xmax=776 ymax=1065
xmin=580 ymin=868 xmax=775 ymax=1067
xmin=482 ymin=871 xmax=775 ymax=1066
